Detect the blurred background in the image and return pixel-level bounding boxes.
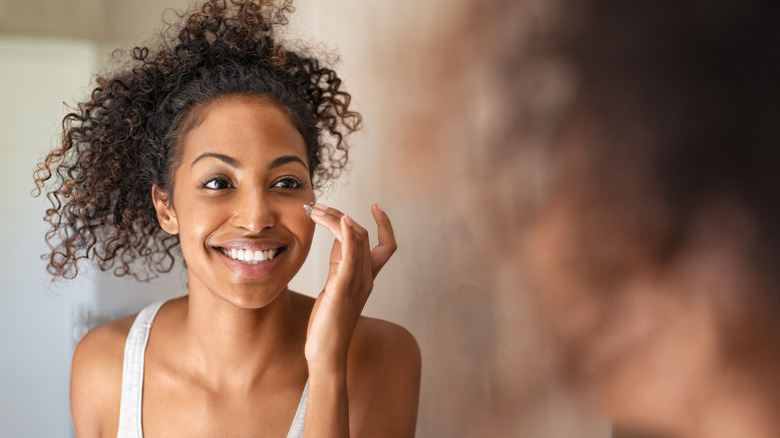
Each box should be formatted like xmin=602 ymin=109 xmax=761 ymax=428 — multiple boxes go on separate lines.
xmin=0 ymin=0 xmax=608 ymax=436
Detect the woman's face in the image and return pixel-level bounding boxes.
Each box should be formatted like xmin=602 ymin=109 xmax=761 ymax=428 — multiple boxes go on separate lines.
xmin=153 ymin=95 xmax=316 ymax=308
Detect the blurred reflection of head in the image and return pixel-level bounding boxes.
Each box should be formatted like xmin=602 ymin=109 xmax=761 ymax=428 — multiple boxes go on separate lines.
xmin=407 ymin=0 xmax=780 ymax=436
xmin=528 ymin=3 xmax=780 ymax=437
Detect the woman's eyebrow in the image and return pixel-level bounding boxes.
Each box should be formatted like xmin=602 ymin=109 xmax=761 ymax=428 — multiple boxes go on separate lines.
xmin=268 ymin=155 xmax=308 ymax=171
xmin=190 ymin=153 xmax=241 ymax=169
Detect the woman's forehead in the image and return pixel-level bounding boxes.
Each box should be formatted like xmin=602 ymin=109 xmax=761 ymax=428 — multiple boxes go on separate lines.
xmin=180 ymin=96 xmax=309 ymax=166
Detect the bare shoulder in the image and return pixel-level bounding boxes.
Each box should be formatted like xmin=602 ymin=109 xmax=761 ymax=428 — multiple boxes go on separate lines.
xmin=348 ymin=316 xmax=421 ymax=437
xmin=71 ymin=314 xmax=136 ymax=438
xmin=351 ymin=316 xmax=421 ymax=371
xmin=348 ymin=316 xmax=421 ymax=397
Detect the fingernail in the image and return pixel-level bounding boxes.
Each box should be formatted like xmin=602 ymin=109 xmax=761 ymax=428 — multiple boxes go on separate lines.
xmin=344 ymin=215 xmax=354 ymax=226
xmin=312 ymin=203 xmax=327 ymax=216
xmin=374 ymin=202 xmax=385 ymax=213
xmin=303 ymin=202 xmax=314 ymax=216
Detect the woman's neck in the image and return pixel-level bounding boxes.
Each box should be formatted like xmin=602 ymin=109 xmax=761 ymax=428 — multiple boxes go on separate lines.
xmin=171 ymin=284 xmax=308 ymax=390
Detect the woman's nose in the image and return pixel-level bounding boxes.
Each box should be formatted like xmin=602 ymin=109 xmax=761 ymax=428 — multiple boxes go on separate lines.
xmin=230 ymin=189 xmax=275 ymax=233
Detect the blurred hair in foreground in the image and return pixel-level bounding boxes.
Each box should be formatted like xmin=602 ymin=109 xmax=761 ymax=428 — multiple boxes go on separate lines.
xmin=389 ymin=0 xmax=780 ymax=436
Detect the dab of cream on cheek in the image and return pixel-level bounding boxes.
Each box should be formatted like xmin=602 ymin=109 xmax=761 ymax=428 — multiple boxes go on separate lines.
xmin=303 ymin=202 xmax=315 ymax=216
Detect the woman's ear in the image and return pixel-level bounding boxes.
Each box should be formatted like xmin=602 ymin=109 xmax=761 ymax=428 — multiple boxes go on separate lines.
xmin=152 ymin=185 xmax=179 ymax=235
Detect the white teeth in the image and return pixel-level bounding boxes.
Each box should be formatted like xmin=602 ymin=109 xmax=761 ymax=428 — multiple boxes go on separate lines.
xmin=220 ymin=247 xmax=280 ymax=265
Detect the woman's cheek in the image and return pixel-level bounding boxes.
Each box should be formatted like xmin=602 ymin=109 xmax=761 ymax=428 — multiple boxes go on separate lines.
xmin=295 ymin=209 xmax=316 ymax=246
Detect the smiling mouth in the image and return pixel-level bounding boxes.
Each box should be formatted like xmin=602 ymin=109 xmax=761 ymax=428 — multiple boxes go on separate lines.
xmin=218 ymin=247 xmax=283 ymax=265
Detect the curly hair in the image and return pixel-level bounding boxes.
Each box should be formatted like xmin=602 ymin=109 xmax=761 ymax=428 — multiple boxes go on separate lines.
xmin=33 ymin=0 xmax=362 ymax=280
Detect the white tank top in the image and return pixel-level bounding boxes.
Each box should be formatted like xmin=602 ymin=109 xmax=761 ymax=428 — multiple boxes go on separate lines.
xmin=116 ymin=300 xmax=308 ymax=438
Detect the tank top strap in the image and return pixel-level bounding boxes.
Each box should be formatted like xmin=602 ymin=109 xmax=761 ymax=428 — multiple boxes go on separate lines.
xmin=116 ymin=300 xmax=166 ymax=438
xmin=287 ymin=379 xmax=309 ymax=438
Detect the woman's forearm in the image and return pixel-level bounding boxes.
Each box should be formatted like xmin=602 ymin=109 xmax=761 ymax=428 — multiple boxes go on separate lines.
xmin=303 ymin=365 xmax=350 ymax=438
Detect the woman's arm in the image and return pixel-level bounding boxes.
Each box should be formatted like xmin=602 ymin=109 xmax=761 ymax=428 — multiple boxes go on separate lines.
xmin=304 ymin=203 xmax=420 ymax=437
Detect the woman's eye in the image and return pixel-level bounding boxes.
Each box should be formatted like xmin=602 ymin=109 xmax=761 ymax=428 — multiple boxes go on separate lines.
xmin=273 ymin=178 xmax=302 ymax=190
xmin=203 ymin=178 xmax=231 ymax=190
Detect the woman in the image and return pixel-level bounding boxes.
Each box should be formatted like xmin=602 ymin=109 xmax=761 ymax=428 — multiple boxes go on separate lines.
xmin=33 ymin=1 xmax=420 ymax=437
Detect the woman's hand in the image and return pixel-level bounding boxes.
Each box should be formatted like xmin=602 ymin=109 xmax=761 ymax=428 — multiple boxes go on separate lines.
xmin=304 ymin=203 xmax=397 ymax=373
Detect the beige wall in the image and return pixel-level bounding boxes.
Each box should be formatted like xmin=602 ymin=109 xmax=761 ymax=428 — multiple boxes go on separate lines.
xmin=0 ymin=0 xmax=191 ymax=40
xmin=0 ymin=35 xmax=97 ymax=437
